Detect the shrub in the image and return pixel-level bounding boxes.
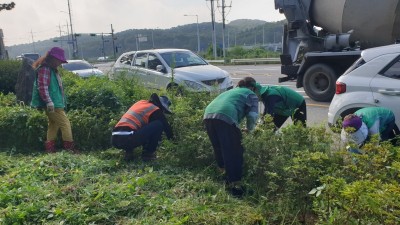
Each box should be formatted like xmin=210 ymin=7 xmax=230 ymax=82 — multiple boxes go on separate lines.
xmin=310 ymin=142 xmax=400 ymax=224
xmin=68 ymin=107 xmax=118 ymax=151
xmin=0 ymin=92 xmax=18 ymax=107
xmin=161 ymin=92 xmax=216 ymax=168
xmin=0 ymin=106 xmax=47 ymax=152
xmin=242 ymin=120 xmax=339 ymax=223
xmin=0 ymin=60 xmax=22 ymax=94
xmin=65 ymin=75 xmax=125 ymax=113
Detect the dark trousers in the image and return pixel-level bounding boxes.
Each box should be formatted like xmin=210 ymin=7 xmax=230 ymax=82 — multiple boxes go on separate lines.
xmin=204 ymin=119 xmax=244 ymax=183
xmin=381 ymin=119 xmax=397 ymax=141
xmin=273 ymin=100 xmax=307 ymax=128
xmin=112 ymin=120 xmax=163 ymax=155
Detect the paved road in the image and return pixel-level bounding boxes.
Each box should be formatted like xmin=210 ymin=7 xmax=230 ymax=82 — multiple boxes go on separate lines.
xmin=96 ymin=62 xmax=330 ymax=127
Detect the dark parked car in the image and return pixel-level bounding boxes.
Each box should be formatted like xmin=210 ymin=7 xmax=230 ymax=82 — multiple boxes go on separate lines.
xmin=16 ymin=53 xmax=40 ymax=61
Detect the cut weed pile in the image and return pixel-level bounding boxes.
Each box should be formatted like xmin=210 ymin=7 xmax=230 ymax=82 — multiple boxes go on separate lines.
xmin=0 ymin=150 xmax=264 ymax=225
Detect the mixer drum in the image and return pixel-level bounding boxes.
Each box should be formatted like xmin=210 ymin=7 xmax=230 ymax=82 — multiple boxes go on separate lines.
xmin=311 ymin=0 xmax=400 ymax=48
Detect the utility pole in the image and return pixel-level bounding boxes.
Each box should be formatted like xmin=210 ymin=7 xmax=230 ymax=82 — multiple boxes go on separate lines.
xmin=218 ymin=0 xmax=231 ymax=61
xmin=111 ymin=24 xmax=116 ymax=59
xmin=101 ymin=33 xmax=106 ymax=59
xmin=67 ymin=0 xmax=78 ymax=58
xmin=58 ymin=24 xmax=63 ymax=48
xmin=262 ymin=25 xmax=265 ymax=46
xmin=151 ymin=29 xmax=154 ymax=48
xmin=65 ymin=21 xmax=71 ymax=59
xmin=30 ymin=30 xmax=36 ymax=53
xmin=207 ymin=0 xmax=217 ymax=59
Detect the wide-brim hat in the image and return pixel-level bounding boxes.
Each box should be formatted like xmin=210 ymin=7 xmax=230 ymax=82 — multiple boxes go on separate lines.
xmin=48 ymin=47 xmax=68 ymax=63
xmin=159 ymin=96 xmax=172 ymax=114
xmin=341 ymin=122 xmax=368 ymax=146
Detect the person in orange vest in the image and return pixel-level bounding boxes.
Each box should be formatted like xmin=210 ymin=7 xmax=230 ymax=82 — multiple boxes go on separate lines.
xmin=111 ymin=93 xmax=173 ymax=161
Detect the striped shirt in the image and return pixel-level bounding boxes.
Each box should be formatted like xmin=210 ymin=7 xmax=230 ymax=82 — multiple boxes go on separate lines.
xmin=37 ymin=66 xmax=64 ymax=104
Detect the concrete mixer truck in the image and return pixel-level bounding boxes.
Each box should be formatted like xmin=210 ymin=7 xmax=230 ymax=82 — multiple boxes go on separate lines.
xmin=275 ymin=0 xmax=400 ymax=101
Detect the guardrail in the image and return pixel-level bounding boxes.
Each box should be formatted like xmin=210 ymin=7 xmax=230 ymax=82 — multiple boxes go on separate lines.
xmin=206 ymin=59 xmax=225 ymax=63
xmin=230 ymin=58 xmax=280 ymax=64
xmin=207 ymin=58 xmax=281 ymax=65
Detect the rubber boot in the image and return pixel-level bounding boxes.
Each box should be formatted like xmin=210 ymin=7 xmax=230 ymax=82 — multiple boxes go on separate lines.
xmin=63 ymin=141 xmax=80 ymax=154
xmin=45 ymin=140 xmax=57 ymax=153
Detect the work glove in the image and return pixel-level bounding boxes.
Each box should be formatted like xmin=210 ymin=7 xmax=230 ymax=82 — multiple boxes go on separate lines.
xmin=46 ymin=102 xmax=55 ymax=113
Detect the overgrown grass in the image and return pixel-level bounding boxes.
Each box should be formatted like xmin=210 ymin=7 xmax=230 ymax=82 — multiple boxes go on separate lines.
xmin=0 ymin=151 xmax=267 ymax=225
xmin=1 ymin=70 xmax=400 ymax=224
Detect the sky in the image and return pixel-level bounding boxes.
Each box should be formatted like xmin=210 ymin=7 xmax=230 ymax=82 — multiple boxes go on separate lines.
xmin=0 ymin=0 xmax=285 ymax=46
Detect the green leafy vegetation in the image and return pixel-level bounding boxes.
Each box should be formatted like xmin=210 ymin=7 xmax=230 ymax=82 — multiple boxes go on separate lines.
xmin=0 ymin=60 xmax=21 ymax=94
xmin=1 ymin=65 xmax=399 ymax=224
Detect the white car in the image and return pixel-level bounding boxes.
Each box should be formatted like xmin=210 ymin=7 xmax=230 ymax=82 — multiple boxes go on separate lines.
xmin=328 ymin=44 xmax=400 ymax=128
xmin=110 ymin=49 xmax=233 ymax=92
xmin=62 ymin=60 xmax=105 ymax=78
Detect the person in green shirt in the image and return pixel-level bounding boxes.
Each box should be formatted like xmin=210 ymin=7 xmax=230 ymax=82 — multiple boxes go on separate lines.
xmin=341 ymin=107 xmax=398 ymax=147
xmin=203 ymin=77 xmax=259 ymax=197
xmin=31 ymin=47 xmax=79 ymax=154
xmin=255 ymin=83 xmax=306 ymax=129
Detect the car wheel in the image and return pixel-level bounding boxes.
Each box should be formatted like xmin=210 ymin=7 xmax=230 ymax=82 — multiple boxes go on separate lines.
xmin=303 ymin=64 xmax=337 ymax=102
xmin=332 ymin=108 xmax=362 ymax=132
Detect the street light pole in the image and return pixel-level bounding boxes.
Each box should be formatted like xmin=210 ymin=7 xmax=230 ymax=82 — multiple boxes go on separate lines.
xmin=184 ymin=14 xmax=200 ymax=53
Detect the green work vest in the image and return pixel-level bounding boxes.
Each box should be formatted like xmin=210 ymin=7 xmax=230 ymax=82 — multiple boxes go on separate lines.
xmin=262 ymin=86 xmax=304 ymax=117
xmin=31 ymin=67 xmax=65 ymax=108
xmin=355 ymin=107 xmax=395 ymax=133
xmin=204 ymin=87 xmax=255 ymax=126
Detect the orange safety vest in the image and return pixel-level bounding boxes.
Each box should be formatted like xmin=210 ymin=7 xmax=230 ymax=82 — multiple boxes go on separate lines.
xmin=115 ymin=100 xmax=159 ymax=130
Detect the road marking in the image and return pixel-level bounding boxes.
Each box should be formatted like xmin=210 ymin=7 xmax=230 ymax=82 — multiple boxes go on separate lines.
xmin=241 ymin=68 xmax=279 ymax=71
xmin=307 ymin=103 xmax=330 ymax=108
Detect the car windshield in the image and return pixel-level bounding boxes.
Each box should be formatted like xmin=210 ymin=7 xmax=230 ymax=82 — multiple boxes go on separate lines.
xmin=62 ymin=61 xmax=92 ymax=71
xmin=160 ymin=51 xmax=207 ymax=68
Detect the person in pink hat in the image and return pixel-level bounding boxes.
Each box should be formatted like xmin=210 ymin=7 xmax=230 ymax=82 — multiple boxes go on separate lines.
xmin=341 ymin=107 xmax=399 ymax=148
xmin=31 ymin=47 xmax=79 ymax=153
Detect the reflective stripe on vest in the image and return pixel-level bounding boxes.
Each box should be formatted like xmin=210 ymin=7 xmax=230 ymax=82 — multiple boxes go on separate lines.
xmin=115 ymin=100 xmax=159 ymax=130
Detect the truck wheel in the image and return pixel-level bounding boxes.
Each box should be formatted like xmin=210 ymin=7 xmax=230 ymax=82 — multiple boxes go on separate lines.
xmin=303 ymin=64 xmax=337 ymax=102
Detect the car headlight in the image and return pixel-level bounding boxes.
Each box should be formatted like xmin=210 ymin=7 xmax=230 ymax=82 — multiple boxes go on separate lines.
xmin=183 ymin=80 xmax=206 ymax=91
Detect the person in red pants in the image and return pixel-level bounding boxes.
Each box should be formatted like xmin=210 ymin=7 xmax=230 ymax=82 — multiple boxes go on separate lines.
xmin=112 ymin=93 xmax=174 ymax=161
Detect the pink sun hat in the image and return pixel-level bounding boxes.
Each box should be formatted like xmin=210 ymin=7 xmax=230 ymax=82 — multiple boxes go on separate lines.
xmin=48 ymin=47 xmax=68 ymax=63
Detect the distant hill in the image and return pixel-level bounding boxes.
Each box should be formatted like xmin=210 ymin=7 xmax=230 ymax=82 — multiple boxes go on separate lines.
xmin=5 ymin=19 xmax=286 ymax=60
xmin=228 ymin=19 xmax=268 ymax=30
